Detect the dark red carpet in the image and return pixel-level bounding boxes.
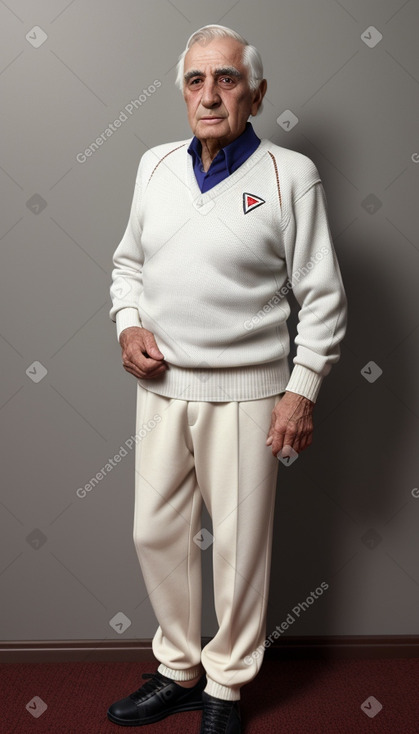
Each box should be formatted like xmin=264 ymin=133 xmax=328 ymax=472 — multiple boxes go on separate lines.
xmin=1 ymin=657 xmax=418 ymax=733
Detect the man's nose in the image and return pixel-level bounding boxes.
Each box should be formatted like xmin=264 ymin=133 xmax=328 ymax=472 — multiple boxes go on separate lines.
xmin=200 ymin=78 xmax=221 ymax=107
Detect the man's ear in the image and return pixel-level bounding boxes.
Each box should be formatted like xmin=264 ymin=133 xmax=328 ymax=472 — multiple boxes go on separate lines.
xmin=250 ymin=79 xmax=267 ymax=116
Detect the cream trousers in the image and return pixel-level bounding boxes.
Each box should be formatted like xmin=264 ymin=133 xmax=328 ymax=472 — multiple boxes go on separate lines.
xmin=133 ymin=384 xmax=282 ymax=701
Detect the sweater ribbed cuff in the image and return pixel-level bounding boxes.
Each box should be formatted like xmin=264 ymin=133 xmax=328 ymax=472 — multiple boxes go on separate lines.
xmin=285 ymin=364 xmax=323 ymax=403
xmin=205 ymin=678 xmax=241 ymax=701
xmin=157 ymin=663 xmax=203 ymax=681
xmin=115 ymin=307 xmax=142 ymax=343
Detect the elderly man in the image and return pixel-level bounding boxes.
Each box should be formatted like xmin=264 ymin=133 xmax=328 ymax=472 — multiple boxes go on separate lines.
xmin=107 ymin=24 xmax=347 ymax=734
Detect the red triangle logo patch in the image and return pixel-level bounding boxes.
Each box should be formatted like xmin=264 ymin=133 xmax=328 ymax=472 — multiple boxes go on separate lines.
xmin=243 ymin=192 xmax=265 ymax=214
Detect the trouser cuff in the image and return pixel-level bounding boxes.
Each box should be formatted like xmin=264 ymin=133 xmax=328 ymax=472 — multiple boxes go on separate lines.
xmin=205 ymin=677 xmax=241 ymax=701
xmin=157 ymin=663 xmax=204 ymax=681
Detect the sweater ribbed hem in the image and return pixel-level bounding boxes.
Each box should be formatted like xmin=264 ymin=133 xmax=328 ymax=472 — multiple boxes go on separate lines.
xmin=285 ymin=364 xmax=323 ymax=403
xmin=204 ymin=678 xmax=241 ymax=701
xmin=157 ymin=663 xmax=203 ymax=681
xmin=137 ymin=360 xmax=290 ymax=402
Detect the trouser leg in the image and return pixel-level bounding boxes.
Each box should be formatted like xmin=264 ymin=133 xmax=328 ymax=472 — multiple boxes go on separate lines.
xmin=133 ymin=384 xmax=203 ymax=680
xmin=191 ymin=394 xmax=282 ymax=700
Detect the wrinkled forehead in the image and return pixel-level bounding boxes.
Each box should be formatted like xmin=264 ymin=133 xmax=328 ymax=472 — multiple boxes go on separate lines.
xmin=184 ymin=37 xmax=247 ymax=77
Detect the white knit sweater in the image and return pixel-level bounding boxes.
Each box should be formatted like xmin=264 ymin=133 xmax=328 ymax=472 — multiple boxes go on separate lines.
xmin=109 ymin=137 xmax=347 ymax=403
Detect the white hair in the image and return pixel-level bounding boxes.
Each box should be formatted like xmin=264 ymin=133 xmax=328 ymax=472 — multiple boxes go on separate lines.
xmin=175 ymin=24 xmax=264 ymax=108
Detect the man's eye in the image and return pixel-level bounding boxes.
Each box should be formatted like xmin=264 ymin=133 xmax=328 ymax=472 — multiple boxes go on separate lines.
xmin=219 ymin=77 xmax=234 ymax=84
xmin=189 ymin=78 xmax=202 ymax=86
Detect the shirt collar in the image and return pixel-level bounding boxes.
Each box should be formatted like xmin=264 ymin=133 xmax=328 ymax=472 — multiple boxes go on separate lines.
xmin=187 ymin=121 xmax=259 ymax=174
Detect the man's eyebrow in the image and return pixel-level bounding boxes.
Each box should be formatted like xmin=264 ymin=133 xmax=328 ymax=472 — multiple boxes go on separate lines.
xmin=184 ymin=66 xmax=243 ymax=81
xmin=215 ymin=67 xmax=242 ymax=78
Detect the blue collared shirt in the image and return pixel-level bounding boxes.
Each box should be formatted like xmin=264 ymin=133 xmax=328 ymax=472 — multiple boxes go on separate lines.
xmin=187 ymin=121 xmax=261 ymax=193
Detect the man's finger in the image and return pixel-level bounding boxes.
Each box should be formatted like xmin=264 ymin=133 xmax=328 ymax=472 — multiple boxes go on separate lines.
xmin=282 ymin=427 xmax=297 ymax=450
xmin=123 ymin=358 xmax=166 ymax=379
xmin=124 ymin=350 xmax=165 ymax=371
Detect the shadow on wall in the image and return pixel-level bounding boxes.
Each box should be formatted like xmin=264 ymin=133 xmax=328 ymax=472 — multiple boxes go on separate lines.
xmin=266 ymin=186 xmax=417 ymax=661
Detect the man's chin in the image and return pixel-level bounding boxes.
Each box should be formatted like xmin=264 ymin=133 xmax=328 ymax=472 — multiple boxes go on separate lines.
xmin=196 ymin=121 xmax=229 ymax=139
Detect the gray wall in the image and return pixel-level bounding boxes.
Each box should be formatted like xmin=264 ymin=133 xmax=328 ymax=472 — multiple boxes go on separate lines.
xmin=1 ymin=0 xmax=418 ymax=644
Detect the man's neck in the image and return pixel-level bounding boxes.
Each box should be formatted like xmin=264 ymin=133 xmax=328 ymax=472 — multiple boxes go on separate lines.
xmin=198 ymin=126 xmax=247 ymax=172
xmin=199 ymin=138 xmax=225 ymax=171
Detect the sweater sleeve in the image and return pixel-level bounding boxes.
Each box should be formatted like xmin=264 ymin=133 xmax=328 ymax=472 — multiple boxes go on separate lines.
xmin=109 ymin=161 xmax=145 ymax=343
xmin=282 ymin=179 xmax=347 ymax=403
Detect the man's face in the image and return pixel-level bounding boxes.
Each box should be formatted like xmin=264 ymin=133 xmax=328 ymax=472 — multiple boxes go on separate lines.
xmin=182 ymin=36 xmax=265 ymax=147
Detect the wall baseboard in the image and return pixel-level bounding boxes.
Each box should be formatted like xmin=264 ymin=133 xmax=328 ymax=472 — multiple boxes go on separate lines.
xmin=1 ymin=636 xmax=418 ymax=663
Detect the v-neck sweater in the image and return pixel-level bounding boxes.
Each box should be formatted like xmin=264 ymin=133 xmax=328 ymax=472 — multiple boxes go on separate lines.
xmin=109 ymin=137 xmax=347 ymax=403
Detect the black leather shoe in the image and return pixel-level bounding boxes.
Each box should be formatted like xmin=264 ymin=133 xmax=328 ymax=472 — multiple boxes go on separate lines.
xmin=107 ymin=670 xmax=206 ymax=726
xmin=199 ymin=691 xmax=242 ymax=733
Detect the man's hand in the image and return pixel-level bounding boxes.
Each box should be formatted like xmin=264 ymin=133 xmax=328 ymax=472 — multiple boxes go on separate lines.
xmin=266 ymin=391 xmax=314 ymax=458
xmin=119 ymin=326 xmax=167 ymax=380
